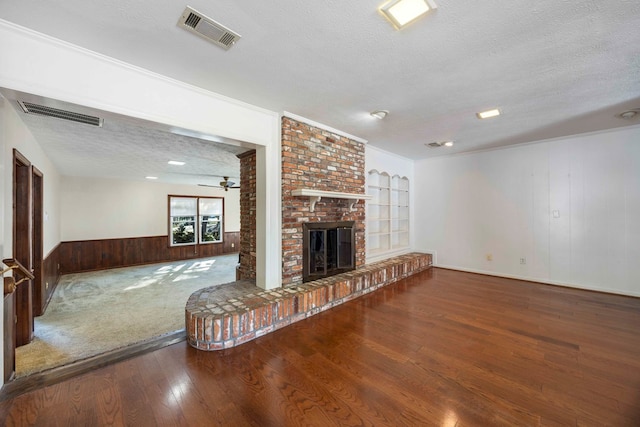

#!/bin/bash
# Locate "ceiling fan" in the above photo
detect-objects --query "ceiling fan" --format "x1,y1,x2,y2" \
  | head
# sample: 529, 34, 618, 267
198, 176, 240, 191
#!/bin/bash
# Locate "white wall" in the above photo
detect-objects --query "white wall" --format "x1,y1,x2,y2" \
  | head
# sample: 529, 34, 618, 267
365, 145, 415, 262
1, 95, 62, 386
414, 125, 640, 297
60, 176, 240, 241
1, 96, 61, 257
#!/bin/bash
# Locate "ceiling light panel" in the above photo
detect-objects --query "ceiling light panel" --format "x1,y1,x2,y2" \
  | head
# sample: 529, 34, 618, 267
476, 108, 501, 119
168, 160, 186, 166
380, 0, 438, 29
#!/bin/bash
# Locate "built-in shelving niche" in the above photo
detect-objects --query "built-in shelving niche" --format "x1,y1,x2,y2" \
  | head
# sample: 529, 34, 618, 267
366, 170, 409, 259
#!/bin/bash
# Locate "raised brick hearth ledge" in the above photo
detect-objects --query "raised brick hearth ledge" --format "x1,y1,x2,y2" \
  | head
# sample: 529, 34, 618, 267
186, 252, 432, 351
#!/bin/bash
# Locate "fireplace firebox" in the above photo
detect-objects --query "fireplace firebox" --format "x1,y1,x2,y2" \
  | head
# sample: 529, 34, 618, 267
303, 221, 355, 282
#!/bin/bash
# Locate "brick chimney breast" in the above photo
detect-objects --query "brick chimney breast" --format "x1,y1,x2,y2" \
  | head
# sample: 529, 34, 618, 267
281, 117, 366, 286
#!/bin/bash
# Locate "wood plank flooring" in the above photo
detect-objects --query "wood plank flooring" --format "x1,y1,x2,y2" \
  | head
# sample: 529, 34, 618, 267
1, 268, 639, 426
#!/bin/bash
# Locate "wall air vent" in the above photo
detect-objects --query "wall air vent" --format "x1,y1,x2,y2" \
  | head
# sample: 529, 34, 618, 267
17, 101, 103, 127
178, 6, 241, 50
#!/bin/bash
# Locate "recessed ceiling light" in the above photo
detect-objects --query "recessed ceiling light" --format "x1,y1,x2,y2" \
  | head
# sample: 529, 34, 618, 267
371, 110, 389, 120
476, 108, 501, 119
425, 141, 453, 148
145, 176, 158, 180
380, 0, 438, 29
618, 110, 639, 120
168, 160, 186, 166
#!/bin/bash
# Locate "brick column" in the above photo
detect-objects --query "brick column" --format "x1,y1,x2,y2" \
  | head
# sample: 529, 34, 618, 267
237, 150, 257, 280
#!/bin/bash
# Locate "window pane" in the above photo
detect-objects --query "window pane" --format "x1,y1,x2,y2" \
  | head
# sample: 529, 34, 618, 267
172, 216, 196, 244
199, 198, 222, 215
170, 197, 197, 216
200, 215, 221, 243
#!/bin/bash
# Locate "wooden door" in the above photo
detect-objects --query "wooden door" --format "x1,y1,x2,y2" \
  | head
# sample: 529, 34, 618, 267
13, 149, 33, 347
32, 167, 44, 316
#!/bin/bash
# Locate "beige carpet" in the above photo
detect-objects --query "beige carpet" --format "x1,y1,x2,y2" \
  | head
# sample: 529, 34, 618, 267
15, 254, 243, 378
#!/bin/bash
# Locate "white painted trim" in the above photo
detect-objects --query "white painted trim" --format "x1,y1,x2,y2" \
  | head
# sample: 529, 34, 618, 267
421, 122, 640, 162
0, 19, 278, 148
0, 19, 271, 114
255, 124, 283, 290
292, 188, 372, 212
434, 264, 640, 298
283, 111, 368, 144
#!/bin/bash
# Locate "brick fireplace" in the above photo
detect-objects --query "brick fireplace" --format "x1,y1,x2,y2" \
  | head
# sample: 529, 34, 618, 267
236, 116, 368, 287
281, 116, 366, 286
303, 220, 355, 282
188, 116, 434, 351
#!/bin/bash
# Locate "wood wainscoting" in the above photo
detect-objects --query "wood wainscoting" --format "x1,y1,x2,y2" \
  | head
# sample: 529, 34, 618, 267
58, 232, 240, 275
37, 244, 62, 316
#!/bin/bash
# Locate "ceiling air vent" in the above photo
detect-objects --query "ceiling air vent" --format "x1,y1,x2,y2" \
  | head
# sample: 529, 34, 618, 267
427, 142, 443, 148
17, 101, 103, 127
178, 6, 241, 50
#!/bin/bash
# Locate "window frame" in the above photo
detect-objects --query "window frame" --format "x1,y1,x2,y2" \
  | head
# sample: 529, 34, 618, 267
168, 195, 224, 247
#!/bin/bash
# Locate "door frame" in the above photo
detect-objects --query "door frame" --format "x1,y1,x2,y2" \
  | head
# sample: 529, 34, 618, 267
32, 167, 44, 316
12, 149, 34, 347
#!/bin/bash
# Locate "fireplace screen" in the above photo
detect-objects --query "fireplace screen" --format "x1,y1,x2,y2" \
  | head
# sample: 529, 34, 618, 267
303, 221, 355, 282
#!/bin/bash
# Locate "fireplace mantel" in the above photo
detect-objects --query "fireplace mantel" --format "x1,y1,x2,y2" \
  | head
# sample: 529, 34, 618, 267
291, 189, 372, 212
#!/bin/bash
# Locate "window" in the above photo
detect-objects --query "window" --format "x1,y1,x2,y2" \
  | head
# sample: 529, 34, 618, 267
169, 196, 223, 246
199, 197, 222, 243
366, 170, 409, 260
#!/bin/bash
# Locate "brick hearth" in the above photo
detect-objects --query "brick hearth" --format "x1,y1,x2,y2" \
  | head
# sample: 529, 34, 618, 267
191, 114, 429, 352
186, 253, 432, 351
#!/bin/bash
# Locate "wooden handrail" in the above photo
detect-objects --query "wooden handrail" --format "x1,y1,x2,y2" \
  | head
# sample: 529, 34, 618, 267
2, 258, 35, 280
4, 277, 17, 295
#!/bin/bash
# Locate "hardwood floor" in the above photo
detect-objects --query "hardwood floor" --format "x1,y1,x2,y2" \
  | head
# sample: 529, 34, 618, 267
1, 268, 639, 426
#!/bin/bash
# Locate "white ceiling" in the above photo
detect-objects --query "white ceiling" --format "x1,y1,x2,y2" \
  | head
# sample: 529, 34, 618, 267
1, 0, 640, 176
0, 90, 246, 187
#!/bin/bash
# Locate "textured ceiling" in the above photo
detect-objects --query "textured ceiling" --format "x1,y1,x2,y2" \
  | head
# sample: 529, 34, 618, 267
1, 0, 640, 165
1, 92, 245, 187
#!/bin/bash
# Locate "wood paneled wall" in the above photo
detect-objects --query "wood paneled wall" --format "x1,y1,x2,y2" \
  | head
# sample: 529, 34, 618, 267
58, 232, 240, 275
38, 244, 62, 316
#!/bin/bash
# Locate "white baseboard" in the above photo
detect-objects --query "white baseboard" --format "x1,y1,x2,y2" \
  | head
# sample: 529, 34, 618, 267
433, 264, 640, 298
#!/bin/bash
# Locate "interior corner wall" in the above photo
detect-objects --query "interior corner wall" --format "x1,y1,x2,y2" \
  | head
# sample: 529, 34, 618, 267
1, 95, 62, 386
60, 176, 240, 241
365, 145, 415, 262
413, 125, 640, 297
1, 97, 61, 258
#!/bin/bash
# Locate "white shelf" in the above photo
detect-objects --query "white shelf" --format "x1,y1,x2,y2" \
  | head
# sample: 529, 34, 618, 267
367, 171, 410, 259
292, 188, 372, 212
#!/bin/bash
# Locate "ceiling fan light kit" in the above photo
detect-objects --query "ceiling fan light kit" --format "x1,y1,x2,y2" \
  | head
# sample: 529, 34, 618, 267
198, 177, 240, 191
